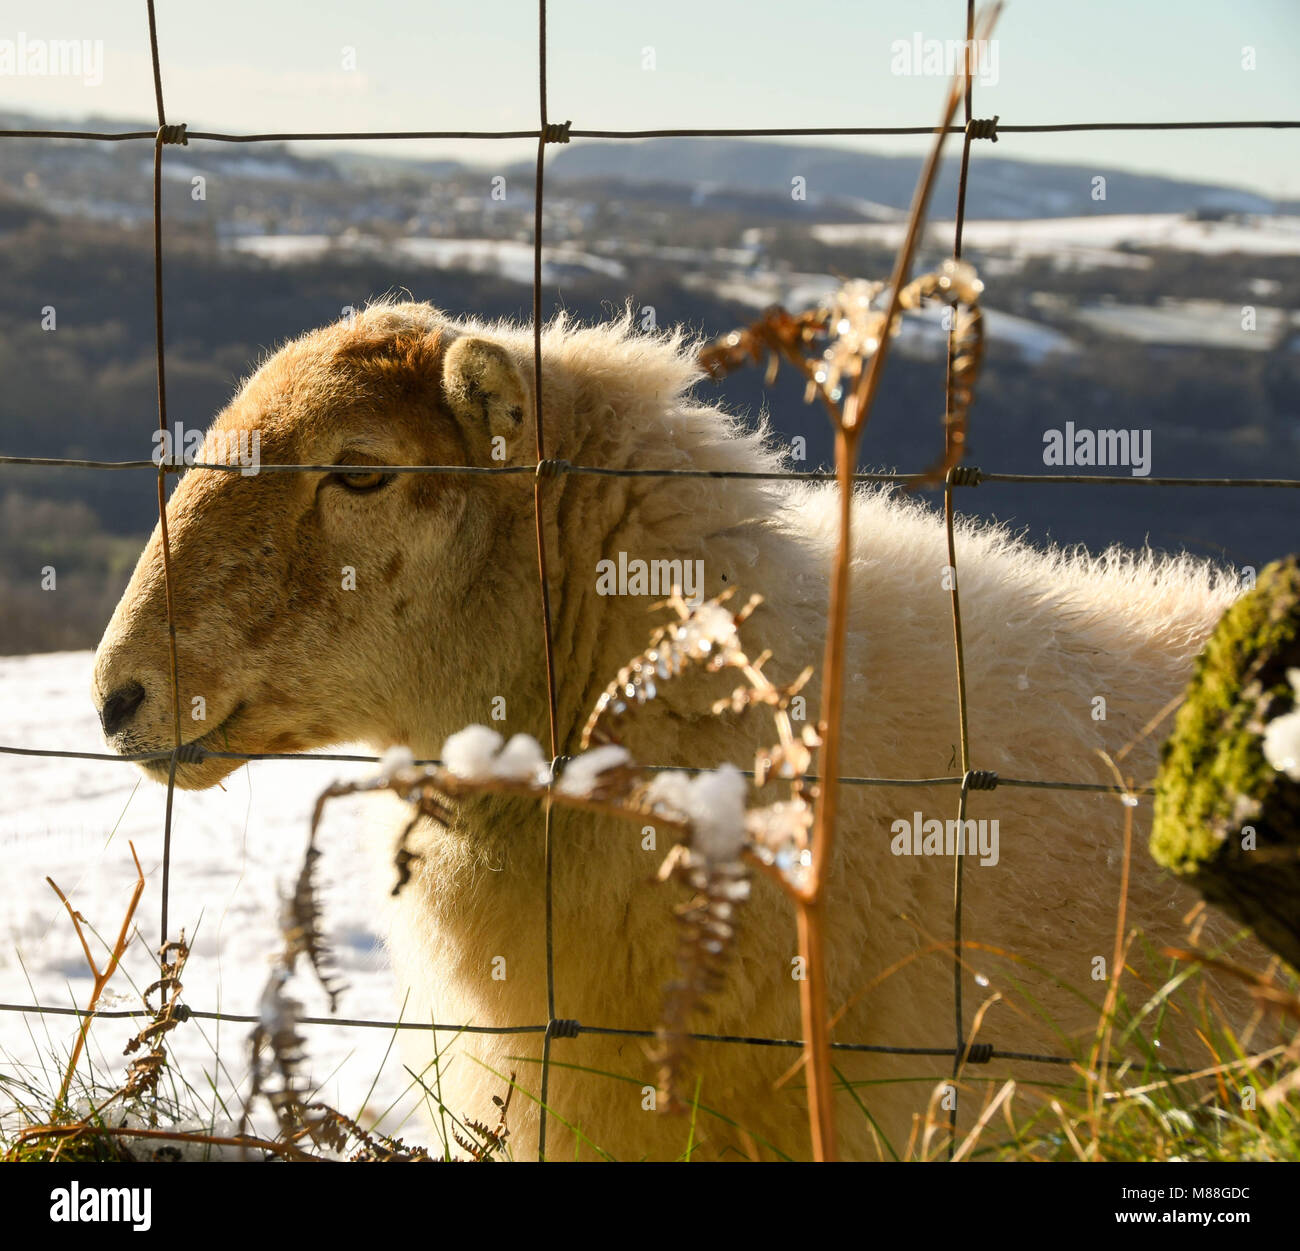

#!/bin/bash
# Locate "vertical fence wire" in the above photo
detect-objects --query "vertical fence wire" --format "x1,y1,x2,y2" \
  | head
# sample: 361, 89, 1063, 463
942, 0, 979, 1156
530, 0, 563, 1163
144, 0, 185, 949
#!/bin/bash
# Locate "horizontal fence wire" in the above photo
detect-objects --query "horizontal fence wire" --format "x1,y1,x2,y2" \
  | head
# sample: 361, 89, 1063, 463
0, 0, 1290, 1157
2, 455, 1299, 490
3, 121, 1298, 143
0, 741, 1150, 795
3, 998, 1200, 1080
0, 1000, 1197, 1073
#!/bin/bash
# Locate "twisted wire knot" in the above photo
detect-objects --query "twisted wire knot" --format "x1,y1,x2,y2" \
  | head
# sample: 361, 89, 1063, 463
174, 741, 206, 764
966, 116, 999, 142
157, 123, 188, 146
964, 1042, 995, 1064
946, 464, 984, 488
547, 1018, 581, 1039
535, 458, 570, 479
541, 121, 572, 144
964, 769, 999, 791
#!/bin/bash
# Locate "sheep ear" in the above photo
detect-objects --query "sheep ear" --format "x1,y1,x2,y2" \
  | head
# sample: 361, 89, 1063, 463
441, 336, 530, 447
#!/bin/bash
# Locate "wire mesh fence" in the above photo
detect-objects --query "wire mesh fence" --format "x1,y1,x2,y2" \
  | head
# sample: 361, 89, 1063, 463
0, 0, 1297, 1160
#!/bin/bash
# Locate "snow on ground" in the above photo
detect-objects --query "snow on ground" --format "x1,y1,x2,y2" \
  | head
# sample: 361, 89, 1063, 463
226, 233, 336, 263
813, 213, 1300, 264
156, 157, 314, 184
0, 650, 430, 1140
1072, 298, 1297, 350
229, 233, 627, 283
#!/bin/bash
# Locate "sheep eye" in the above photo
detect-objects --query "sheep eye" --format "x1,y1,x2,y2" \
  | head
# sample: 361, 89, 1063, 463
331, 468, 395, 493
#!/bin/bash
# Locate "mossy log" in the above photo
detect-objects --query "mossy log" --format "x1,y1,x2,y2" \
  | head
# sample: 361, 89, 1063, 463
1152, 556, 1300, 970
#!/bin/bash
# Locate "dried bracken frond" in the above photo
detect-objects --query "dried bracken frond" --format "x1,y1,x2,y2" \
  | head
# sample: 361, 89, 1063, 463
655, 850, 751, 1112
283, 840, 346, 1011
313, 724, 687, 887
698, 257, 986, 489
244, 828, 346, 1138
452, 1121, 504, 1162
698, 305, 841, 422
896, 260, 986, 487
289, 1079, 513, 1162
746, 795, 816, 891
581, 588, 761, 749
350, 1126, 433, 1162
121, 935, 190, 1101
247, 967, 309, 1139
711, 661, 809, 721
300, 1102, 351, 1155
295, 1102, 434, 1161
451, 1073, 515, 1161
583, 589, 820, 871
755, 723, 822, 793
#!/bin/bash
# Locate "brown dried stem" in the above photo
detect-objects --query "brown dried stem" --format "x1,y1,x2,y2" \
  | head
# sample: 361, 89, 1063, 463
8, 1121, 318, 1163
47, 841, 146, 1108
1085, 753, 1137, 1148
798, 4, 1000, 1161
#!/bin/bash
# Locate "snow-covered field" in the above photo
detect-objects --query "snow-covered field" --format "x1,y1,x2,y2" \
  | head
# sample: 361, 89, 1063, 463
0, 650, 425, 1138
814, 213, 1300, 265
228, 232, 628, 284
1073, 298, 1296, 350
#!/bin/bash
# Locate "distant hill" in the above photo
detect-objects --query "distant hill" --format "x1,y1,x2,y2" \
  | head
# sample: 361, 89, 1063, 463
542, 137, 1284, 221
2, 111, 1287, 221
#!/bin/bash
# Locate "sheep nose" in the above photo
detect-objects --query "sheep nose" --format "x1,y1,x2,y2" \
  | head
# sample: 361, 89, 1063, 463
99, 680, 146, 736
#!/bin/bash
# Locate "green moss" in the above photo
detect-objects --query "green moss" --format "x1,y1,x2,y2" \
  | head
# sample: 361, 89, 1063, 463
1152, 556, 1300, 882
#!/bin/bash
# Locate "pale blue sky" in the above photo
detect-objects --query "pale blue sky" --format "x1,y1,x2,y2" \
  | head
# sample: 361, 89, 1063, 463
1, 1, 1297, 197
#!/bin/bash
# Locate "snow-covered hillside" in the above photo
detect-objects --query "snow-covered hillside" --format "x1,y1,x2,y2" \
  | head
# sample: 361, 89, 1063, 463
814, 213, 1300, 265
0, 650, 430, 1140
229, 233, 628, 284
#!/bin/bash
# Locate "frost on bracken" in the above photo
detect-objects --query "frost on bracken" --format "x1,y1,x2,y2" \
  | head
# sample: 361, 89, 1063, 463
235, 813, 514, 1160
311, 587, 822, 1110
246, 826, 346, 1147
441, 725, 552, 786
697, 260, 985, 487
556, 744, 630, 797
